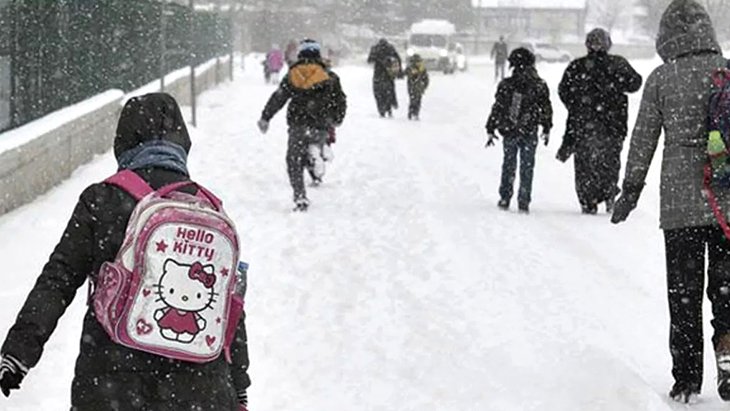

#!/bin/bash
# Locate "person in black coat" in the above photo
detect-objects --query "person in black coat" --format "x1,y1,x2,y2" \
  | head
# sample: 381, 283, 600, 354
557, 28, 643, 214
0, 93, 251, 411
257, 39, 348, 211
367, 38, 402, 118
486, 48, 553, 213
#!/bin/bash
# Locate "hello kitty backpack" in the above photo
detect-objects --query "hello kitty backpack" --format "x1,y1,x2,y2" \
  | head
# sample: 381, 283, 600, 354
92, 170, 244, 363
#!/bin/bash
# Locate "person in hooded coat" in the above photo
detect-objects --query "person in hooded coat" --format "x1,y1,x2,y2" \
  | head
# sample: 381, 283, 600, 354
257, 39, 348, 212
0, 93, 251, 410
406, 54, 429, 120
611, 0, 729, 403
557, 28, 643, 214
367, 38, 402, 118
485, 48, 553, 213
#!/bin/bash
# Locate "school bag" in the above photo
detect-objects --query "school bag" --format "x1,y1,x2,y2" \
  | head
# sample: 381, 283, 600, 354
386, 56, 401, 79
703, 60, 730, 239
92, 170, 244, 363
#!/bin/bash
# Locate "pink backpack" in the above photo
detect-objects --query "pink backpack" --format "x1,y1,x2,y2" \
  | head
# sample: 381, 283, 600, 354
93, 170, 244, 363
267, 50, 285, 72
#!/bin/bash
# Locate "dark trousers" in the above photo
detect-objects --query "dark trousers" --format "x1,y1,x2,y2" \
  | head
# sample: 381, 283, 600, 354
499, 134, 537, 206
286, 126, 327, 200
408, 92, 423, 118
664, 226, 730, 387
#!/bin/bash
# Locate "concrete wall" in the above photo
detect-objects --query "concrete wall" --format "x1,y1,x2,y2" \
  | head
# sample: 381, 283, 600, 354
0, 55, 232, 216
0, 91, 123, 214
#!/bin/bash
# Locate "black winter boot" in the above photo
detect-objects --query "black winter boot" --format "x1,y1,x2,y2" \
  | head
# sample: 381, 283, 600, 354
716, 335, 730, 401
518, 203, 530, 214
497, 199, 509, 210
669, 381, 700, 404
581, 203, 598, 215
293, 195, 309, 212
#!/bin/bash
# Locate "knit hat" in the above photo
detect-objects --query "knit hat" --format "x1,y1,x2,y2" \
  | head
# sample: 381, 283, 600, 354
508, 47, 536, 69
298, 39, 321, 60
585, 28, 612, 52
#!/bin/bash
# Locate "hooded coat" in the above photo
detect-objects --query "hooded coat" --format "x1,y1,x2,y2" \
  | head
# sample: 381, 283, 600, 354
1, 93, 251, 410
367, 39, 402, 115
620, 0, 727, 230
261, 59, 347, 129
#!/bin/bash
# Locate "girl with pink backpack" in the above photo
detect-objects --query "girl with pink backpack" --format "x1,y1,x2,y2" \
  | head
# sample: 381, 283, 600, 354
0, 93, 251, 411
264, 45, 285, 84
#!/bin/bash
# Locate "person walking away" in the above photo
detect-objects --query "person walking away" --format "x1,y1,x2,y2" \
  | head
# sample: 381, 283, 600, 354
257, 39, 348, 212
485, 47, 553, 214
557, 28, 643, 214
610, 0, 729, 404
491, 36, 509, 82
264, 45, 285, 84
406, 54, 430, 120
0, 93, 251, 410
368, 38, 402, 118
285, 40, 298, 68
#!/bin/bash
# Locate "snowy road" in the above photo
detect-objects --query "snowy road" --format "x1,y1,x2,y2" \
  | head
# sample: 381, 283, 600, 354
1, 56, 728, 410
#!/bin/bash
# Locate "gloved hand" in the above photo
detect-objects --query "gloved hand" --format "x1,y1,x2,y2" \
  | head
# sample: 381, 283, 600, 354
237, 390, 248, 411
0, 355, 28, 397
611, 184, 644, 224
556, 145, 572, 163
485, 132, 498, 148
327, 127, 336, 145
540, 132, 550, 146
257, 119, 269, 134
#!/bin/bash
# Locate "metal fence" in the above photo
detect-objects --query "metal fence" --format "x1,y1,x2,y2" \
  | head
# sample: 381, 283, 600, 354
0, 0, 231, 132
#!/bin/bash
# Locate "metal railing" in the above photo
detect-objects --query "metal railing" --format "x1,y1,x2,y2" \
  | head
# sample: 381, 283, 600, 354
0, 0, 231, 132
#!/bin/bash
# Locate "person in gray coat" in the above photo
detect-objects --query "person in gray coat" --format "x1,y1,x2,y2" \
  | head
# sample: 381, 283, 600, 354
611, 0, 729, 403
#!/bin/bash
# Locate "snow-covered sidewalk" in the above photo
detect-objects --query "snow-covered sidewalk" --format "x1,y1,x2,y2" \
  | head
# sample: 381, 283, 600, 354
0, 56, 726, 410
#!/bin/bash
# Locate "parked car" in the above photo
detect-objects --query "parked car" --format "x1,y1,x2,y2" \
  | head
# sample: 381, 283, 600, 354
521, 42, 572, 63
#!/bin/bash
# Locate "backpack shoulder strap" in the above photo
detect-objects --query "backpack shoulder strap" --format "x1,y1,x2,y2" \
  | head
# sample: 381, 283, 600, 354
104, 170, 154, 201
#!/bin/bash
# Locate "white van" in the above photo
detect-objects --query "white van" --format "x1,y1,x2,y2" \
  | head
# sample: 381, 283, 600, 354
406, 19, 458, 74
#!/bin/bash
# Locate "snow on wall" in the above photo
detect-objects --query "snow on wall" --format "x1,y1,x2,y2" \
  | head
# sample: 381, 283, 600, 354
0, 90, 123, 214
0, 56, 232, 216
0, 90, 124, 156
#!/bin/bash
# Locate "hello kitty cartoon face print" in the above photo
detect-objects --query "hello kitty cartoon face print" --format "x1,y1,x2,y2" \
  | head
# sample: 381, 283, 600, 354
153, 259, 219, 343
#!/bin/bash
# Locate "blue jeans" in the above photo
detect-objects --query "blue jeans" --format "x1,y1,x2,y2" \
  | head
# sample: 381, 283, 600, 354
499, 134, 538, 206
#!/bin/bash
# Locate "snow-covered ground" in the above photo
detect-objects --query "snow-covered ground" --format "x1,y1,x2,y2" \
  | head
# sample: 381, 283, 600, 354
1, 55, 728, 410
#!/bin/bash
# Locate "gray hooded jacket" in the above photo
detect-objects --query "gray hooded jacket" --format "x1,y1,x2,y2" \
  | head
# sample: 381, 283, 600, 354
622, 0, 726, 230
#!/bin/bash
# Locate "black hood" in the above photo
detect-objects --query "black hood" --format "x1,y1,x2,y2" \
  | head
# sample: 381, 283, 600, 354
114, 93, 191, 160
655, 0, 721, 62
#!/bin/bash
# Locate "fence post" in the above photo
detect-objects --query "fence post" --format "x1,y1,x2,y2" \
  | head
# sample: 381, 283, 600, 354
160, 2, 166, 91
189, 0, 196, 127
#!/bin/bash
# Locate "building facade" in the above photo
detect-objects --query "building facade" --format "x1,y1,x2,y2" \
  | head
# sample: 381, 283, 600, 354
475, 0, 587, 42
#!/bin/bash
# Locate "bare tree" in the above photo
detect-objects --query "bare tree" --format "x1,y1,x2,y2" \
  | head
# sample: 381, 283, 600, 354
588, 0, 632, 31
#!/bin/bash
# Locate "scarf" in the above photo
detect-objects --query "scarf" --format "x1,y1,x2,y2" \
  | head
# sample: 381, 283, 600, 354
117, 139, 189, 176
